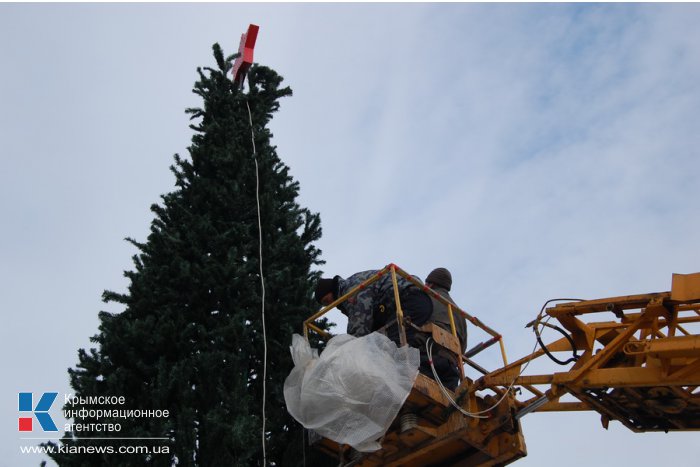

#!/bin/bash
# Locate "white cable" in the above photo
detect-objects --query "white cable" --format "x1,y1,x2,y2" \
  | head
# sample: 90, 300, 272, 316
455, 299, 583, 418
449, 307, 571, 417
470, 306, 577, 416
424, 301, 583, 422
246, 98, 268, 465
426, 339, 487, 418
426, 330, 542, 419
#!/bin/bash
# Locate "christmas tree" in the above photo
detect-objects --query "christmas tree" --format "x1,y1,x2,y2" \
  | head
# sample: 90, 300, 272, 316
46, 43, 332, 466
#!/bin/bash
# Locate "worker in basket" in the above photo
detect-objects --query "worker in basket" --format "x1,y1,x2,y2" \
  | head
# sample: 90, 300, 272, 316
314, 267, 467, 390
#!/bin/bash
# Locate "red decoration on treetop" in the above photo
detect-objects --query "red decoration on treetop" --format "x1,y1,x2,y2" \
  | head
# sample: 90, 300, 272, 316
232, 24, 259, 87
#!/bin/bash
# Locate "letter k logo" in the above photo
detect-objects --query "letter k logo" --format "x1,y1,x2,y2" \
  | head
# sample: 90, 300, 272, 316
18, 392, 58, 432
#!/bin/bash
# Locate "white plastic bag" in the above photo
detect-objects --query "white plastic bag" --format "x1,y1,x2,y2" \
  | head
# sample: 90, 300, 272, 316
284, 332, 419, 452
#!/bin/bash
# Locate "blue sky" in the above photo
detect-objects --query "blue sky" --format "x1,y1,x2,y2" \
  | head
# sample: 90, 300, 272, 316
2, 3, 699, 466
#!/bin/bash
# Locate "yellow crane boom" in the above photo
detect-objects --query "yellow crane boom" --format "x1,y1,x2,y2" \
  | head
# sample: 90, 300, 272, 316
302, 266, 700, 466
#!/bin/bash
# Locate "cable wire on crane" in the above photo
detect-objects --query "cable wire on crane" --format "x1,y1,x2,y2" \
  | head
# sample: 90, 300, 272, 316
426, 339, 488, 419
427, 336, 540, 419
526, 298, 584, 366
427, 298, 584, 419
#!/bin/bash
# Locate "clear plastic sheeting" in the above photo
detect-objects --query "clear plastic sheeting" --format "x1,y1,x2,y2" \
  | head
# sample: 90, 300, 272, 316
284, 332, 420, 452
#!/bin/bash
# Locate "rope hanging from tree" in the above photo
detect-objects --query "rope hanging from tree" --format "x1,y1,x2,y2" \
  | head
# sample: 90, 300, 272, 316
232, 23, 268, 465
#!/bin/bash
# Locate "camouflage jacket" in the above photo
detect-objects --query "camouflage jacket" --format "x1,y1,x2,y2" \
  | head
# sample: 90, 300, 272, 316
336, 270, 416, 337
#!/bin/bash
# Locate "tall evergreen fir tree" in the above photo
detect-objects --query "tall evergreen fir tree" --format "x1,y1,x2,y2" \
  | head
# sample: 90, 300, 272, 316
46, 44, 333, 466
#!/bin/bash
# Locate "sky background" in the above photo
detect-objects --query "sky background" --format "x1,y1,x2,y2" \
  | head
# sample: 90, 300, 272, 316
2, 3, 699, 466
